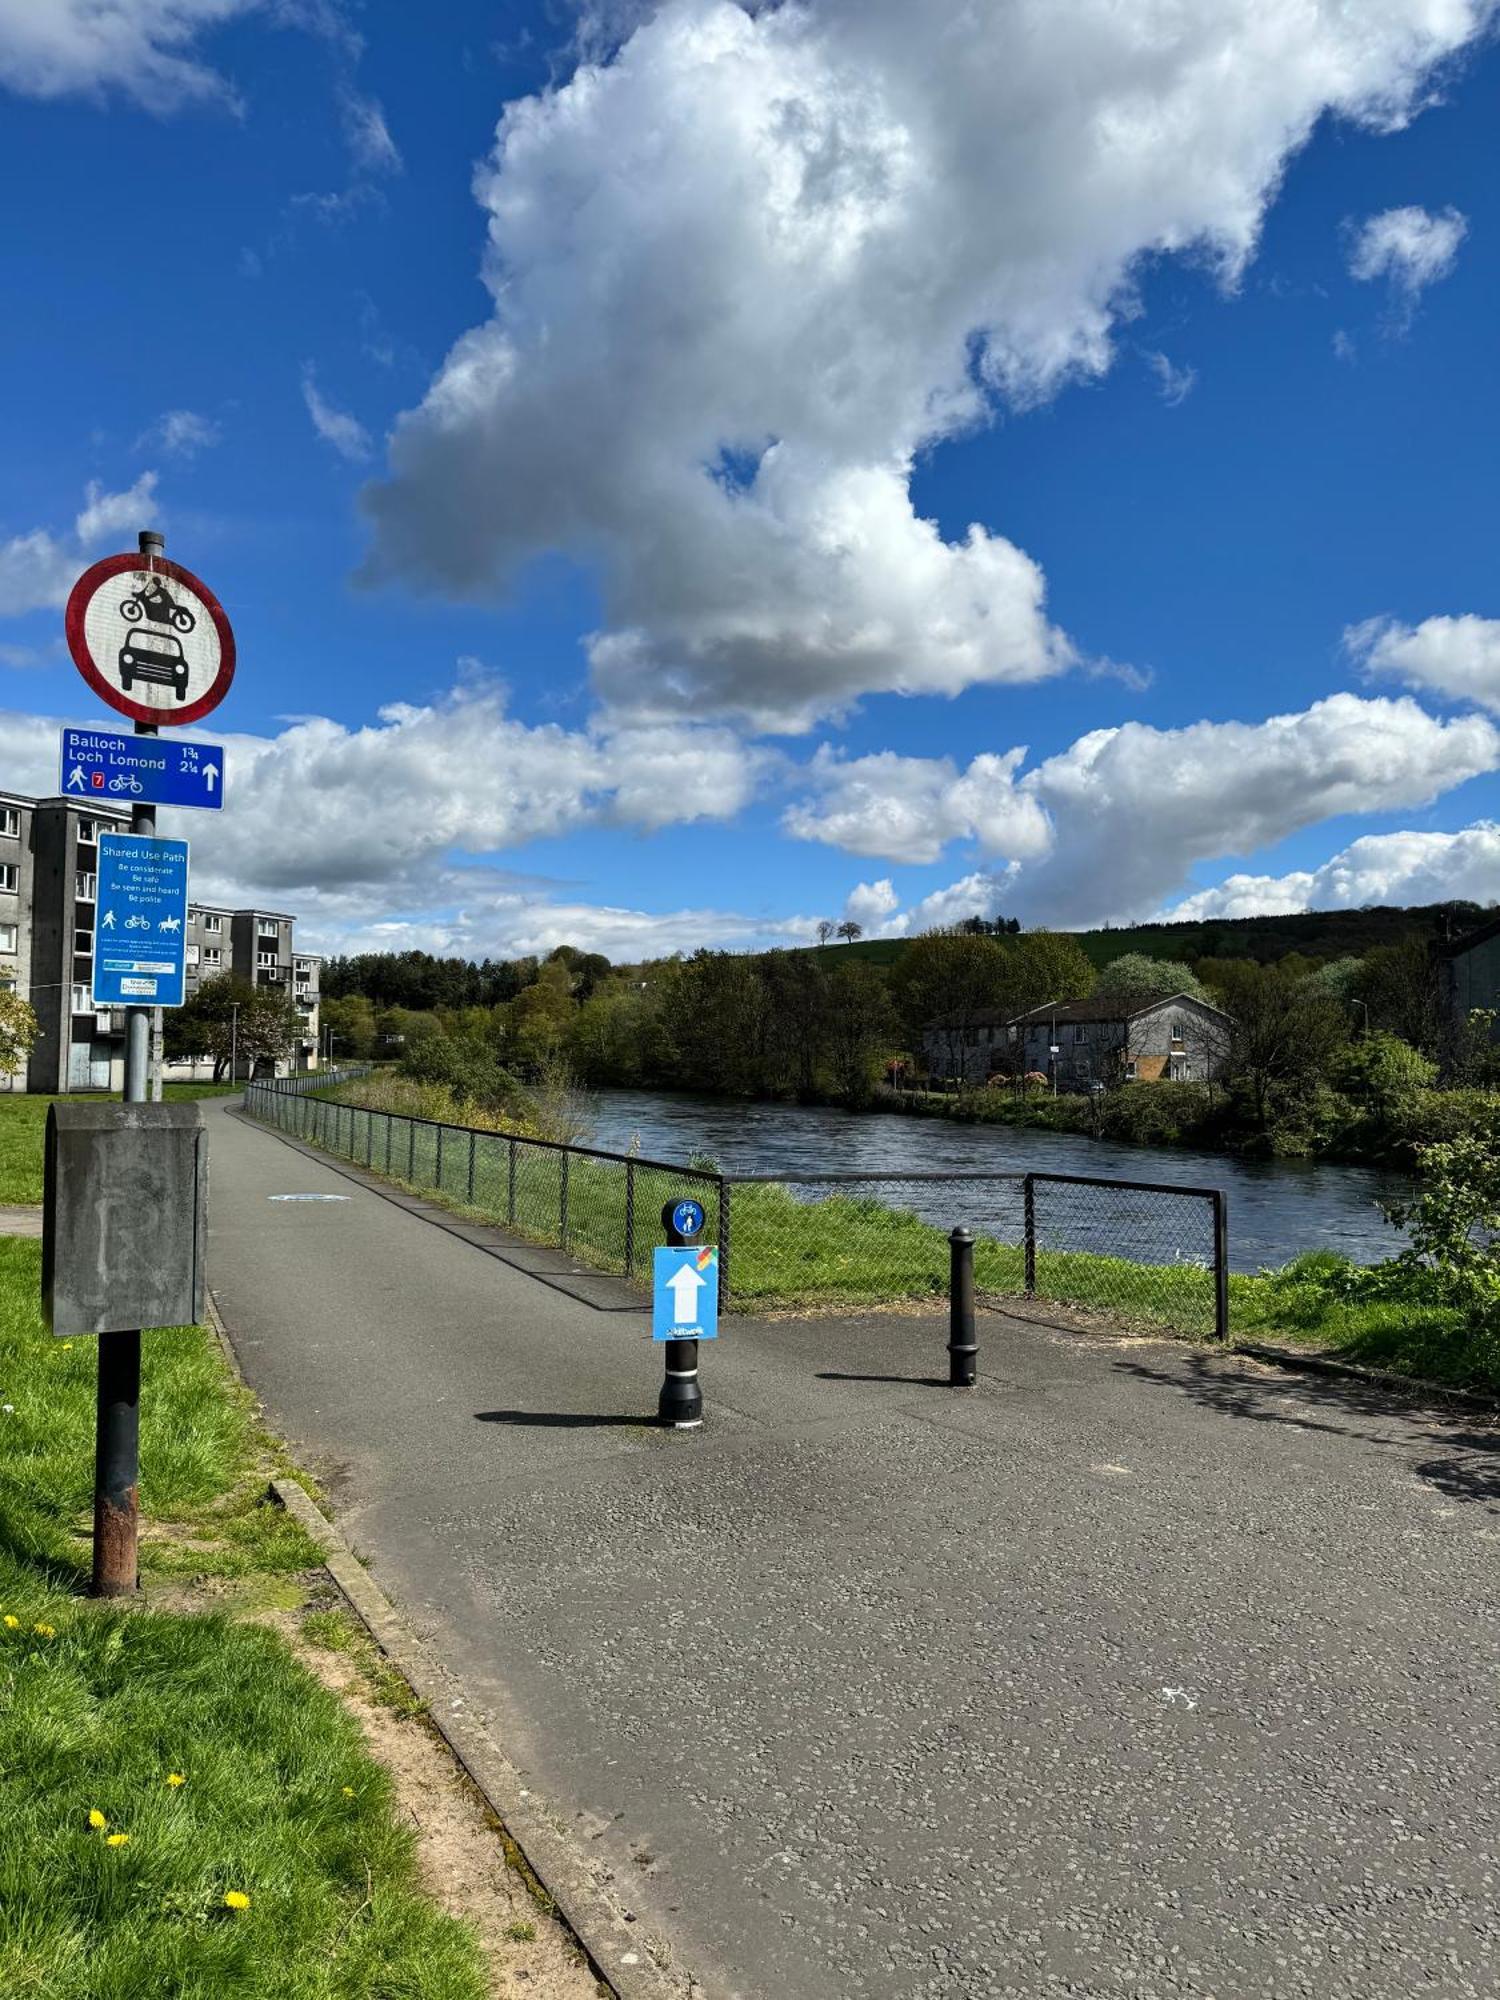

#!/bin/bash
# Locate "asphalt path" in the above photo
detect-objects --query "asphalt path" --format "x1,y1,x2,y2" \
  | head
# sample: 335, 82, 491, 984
207, 1096, 1500, 2000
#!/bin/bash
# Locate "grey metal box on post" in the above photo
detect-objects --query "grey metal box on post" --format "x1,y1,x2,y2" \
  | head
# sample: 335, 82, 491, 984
42, 1103, 208, 1336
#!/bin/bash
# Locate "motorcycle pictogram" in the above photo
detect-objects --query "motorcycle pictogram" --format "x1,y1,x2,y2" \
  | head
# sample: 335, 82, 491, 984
119, 579, 195, 633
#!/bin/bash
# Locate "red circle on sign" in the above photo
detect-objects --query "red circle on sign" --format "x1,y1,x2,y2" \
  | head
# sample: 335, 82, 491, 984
65, 551, 236, 727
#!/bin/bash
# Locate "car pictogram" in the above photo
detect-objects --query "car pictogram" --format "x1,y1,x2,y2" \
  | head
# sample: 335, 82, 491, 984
118, 626, 190, 701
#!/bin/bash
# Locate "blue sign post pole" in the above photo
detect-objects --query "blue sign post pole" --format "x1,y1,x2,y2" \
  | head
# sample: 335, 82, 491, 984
655, 1199, 714, 1429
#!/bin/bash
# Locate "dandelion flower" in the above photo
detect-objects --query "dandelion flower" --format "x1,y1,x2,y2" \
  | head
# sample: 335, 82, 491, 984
341, 1786, 355, 1797
61, 1342, 73, 1351
3, 1615, 18, 1630
224, 1890, 251, 1912
166, 1772, 186, 1788
33, 1623, 55, 1639
89, 1809, 108, 1830
105, 1833, 130, 1848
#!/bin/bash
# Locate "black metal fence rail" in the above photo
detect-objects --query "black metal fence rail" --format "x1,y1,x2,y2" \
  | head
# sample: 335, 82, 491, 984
243, 1077, 1228, 1337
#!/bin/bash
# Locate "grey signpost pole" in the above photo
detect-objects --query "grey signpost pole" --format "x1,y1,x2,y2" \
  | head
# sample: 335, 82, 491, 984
90, 527, 163, 1597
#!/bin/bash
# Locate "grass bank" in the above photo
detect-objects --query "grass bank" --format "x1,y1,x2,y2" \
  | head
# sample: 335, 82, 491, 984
292, 1085, 1492, 1395
0, 1235, 498, 1997
0, 1086, 236, 1205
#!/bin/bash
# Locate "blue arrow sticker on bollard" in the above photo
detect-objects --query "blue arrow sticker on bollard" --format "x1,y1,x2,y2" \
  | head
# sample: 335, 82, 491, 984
653, 1247, 719, 1341
671, 1198, 705, 1238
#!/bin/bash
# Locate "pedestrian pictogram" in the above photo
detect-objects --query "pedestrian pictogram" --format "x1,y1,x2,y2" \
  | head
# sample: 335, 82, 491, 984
66, 551, 235, 727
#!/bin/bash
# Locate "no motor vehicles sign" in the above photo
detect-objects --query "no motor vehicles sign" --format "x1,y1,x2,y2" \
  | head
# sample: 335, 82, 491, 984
66, 551, 235, 727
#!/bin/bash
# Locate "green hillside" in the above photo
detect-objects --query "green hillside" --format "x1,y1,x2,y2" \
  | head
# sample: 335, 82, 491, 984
802, 900, 1488, 973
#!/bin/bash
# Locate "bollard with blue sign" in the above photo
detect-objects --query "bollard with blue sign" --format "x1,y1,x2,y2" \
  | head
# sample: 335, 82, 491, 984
656, 1198, 712, 1429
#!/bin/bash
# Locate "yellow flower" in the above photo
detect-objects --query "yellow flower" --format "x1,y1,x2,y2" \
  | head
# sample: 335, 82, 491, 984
105, 1833, 130, 1848
166, 1772, 186, 1788
89, 1809, 108, 1830
2, 1615, 18, 1631
341, 1786, 355, 1797
224, 1890, 251, 1912
33, 1623, 55, 1639
61, 1342, 73, 1351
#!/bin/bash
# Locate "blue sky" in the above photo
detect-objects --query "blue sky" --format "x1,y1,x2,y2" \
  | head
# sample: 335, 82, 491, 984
2, 1, 1499, 960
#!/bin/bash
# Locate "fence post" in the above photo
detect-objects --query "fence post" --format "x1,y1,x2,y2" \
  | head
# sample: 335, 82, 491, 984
408, 1118, 416, 1184
436, 1124, 444, 1192
1212, 1192, 1230, 1342
560, 1151, 570, 1250
718, 1177, 732, 1312
659, 1200, 705, 1430
385, 1114, 393, 1174
467, 1130, 477, 1205
1023, 1173, 1036, 1296
365, 1112, 373, 1168
508, 1138, 517, 1225
949, 1227, 977, 1387
624, 1159, 636, 1279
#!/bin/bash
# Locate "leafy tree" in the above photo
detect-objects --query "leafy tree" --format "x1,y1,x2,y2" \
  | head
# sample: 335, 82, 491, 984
320, 994, 377, 1060
1386, 1131, 1500, 1356
824, 961, 895, 1105
506, 960, 577, 1072
0, 989, 38, 1077
1211, 961, 1346, 1133
1355, 937, 1446, 1057
165, 975, 299, 1080
1003, 931, 1097, 1014
890, 933, 1010, 1078
1093, 953, 1206, 1010
1332, 1032, 1437, 1120
835, 920, 864, 942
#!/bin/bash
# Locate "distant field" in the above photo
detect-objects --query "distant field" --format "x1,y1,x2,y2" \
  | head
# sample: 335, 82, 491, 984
796, 899, 1471, 972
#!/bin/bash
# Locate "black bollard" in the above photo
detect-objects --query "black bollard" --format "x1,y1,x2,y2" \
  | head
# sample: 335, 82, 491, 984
659, 1199, 705, 1429
948, 1226, 977, 1387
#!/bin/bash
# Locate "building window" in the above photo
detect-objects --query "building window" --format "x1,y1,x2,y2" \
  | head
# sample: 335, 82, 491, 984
0, 808, 18, 838
204, 947, 222, 967
187, 944, 200, 966
0, 923, 16, 954
258, 920, 280, 940
76, 817, 97, 843
75, 872, 96, 901
72, 983, 93, 1015
257, 950, 278, 968
1125, 1061, 1138, 1081
75, 929, 93, 955
204, 914, 223, 934
0, 864, 16, 893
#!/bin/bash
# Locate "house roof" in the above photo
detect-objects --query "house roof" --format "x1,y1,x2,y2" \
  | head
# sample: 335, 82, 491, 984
1441, 911, 1500, 959
1008, 991, 1233, 1028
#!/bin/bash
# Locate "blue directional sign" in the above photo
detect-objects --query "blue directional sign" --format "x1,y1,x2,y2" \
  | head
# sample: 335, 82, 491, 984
652, 1246, 720, 1341
93, 834, 190, 1009
61, 726, 224, 811
671, 1198, 706, 1239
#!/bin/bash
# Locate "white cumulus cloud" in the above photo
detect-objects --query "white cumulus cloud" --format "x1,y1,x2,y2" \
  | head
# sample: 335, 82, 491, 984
1347, 202, 1469, 296
1347, 613, 1500, 714
1168, 821, 1500, 919
787, 693, 1500, 926
0, 472, 160, 616
361, 0, 1491, 731
0, 0, 254, 108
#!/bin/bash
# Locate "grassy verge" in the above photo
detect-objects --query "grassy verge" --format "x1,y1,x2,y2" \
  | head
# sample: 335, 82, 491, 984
0, 1237, 491, 1997
273, 1088, 1493, 1394
0, 1087, 236, 1206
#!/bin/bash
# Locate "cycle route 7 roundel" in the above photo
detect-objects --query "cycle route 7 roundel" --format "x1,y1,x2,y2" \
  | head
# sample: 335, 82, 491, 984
65, 551, 236, 727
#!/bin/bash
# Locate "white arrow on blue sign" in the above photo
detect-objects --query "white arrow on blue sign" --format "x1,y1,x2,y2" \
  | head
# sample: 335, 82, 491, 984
61, 726, 224, 811
652, 1246, 720, 1341
93, 834, 191, 1009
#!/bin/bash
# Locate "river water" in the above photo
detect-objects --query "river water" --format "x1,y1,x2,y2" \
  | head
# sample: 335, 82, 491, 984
587, 1087, 1410, 1274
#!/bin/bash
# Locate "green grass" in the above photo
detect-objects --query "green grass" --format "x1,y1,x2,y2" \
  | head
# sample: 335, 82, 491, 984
0, 1088, 236, 1206
0, 1237, 490, 1998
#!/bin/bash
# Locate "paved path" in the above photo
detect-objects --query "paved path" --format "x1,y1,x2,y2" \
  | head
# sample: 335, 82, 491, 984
206, 1097, 1500, 2000
0, 1205, 41, 1237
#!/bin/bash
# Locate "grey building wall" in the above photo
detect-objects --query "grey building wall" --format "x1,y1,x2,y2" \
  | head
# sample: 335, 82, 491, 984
1442, 928, 1500, 1041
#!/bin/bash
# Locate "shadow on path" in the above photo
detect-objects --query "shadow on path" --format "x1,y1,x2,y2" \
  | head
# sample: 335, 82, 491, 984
475, 1408, 653, 1430
816, 1371, 950, 1388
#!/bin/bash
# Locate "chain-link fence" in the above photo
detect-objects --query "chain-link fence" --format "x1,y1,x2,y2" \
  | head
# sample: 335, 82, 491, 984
244, 1075, 721, 1297
244, 1079, 1227, 1337
719, 1169, 1227, 1337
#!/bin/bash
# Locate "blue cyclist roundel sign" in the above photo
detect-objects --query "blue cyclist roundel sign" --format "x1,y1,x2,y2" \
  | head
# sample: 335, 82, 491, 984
66, 551, 236, 728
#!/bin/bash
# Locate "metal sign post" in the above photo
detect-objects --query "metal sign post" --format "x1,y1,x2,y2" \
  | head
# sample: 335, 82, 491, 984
61, 527, 235, 1597
654, 1197, 717, 1430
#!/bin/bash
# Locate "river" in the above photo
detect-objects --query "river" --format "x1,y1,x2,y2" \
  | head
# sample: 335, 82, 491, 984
587, 1088, 1410, 1274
